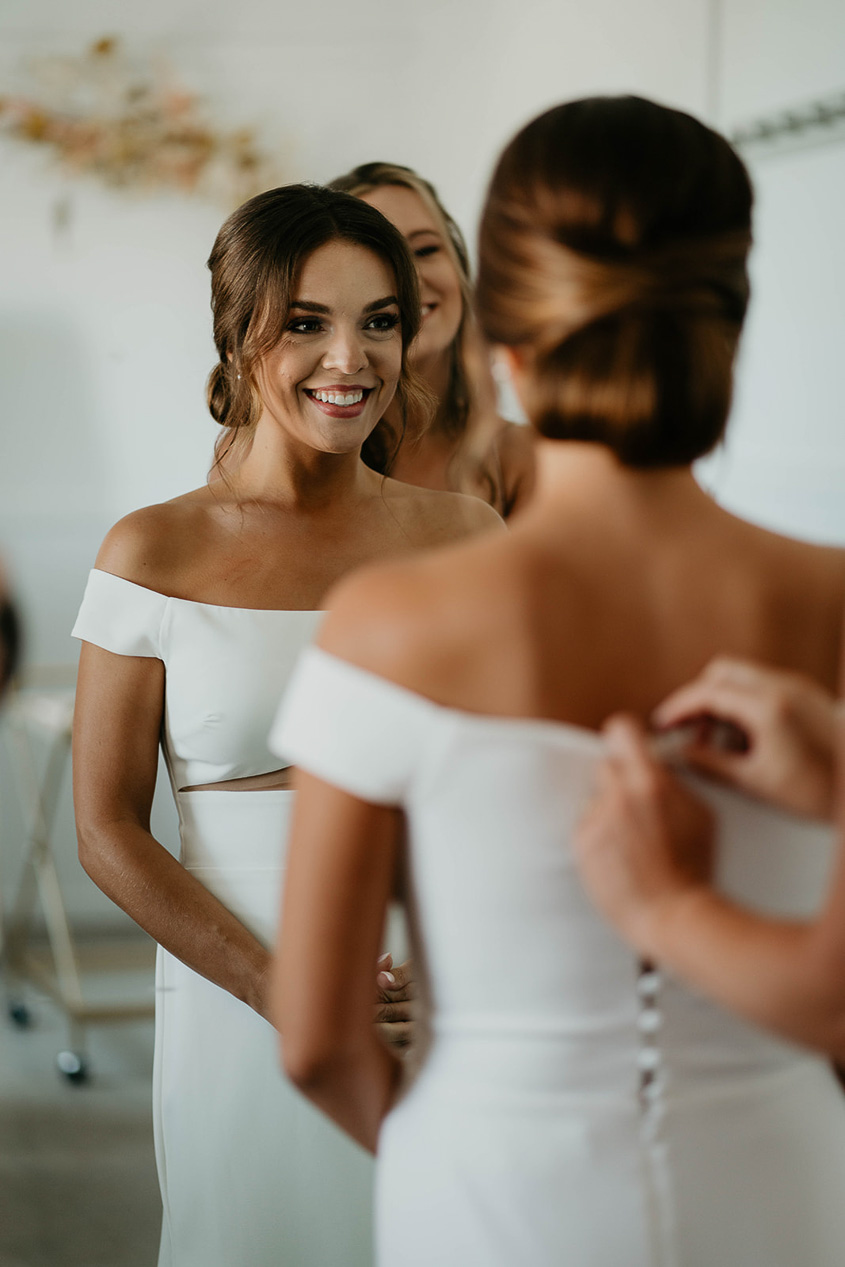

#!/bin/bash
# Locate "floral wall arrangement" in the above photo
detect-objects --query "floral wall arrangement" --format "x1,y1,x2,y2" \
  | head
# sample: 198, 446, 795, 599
0, 37, 285, 208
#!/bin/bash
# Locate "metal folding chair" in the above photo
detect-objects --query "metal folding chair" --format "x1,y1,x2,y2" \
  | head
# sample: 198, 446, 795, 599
1, 665, 155, 1081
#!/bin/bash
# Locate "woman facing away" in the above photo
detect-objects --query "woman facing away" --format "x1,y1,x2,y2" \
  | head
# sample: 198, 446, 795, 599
330, 162, 535, 517
71, 185, 501, 1267
271, 99, 845, 1266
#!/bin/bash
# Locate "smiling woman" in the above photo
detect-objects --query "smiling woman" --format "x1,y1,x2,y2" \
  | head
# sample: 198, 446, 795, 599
206, 184, 431, 483
70, 184, 502, 1267
254, 241, 403, 455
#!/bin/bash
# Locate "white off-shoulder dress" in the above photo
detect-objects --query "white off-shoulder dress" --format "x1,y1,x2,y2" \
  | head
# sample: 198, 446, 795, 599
271, 646, 845, 1267
73, 570, 374, 1267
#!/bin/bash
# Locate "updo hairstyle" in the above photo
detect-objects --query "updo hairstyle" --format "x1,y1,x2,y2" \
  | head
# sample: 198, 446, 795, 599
329, 162, 499, 485
206, 183, 431, 471
476, 96, 754, 467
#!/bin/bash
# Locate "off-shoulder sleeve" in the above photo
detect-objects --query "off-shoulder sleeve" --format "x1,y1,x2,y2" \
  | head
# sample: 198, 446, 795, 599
71, 569, 167, 658
269, 646, 434, 805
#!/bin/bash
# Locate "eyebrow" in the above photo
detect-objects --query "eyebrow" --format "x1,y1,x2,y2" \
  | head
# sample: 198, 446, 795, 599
407, 229, 442, 241
364, 295, 399, 313
289, 295, 399, 314
288, 300, 329, 314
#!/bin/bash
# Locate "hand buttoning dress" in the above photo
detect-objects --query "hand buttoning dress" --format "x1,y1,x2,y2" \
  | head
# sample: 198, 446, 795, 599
73, 570, 374, 1267
272, 645, 845, 1267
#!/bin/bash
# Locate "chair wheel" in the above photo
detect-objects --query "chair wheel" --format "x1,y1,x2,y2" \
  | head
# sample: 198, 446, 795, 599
7, 1000, 30, 1027
56, 1049, 89, 1083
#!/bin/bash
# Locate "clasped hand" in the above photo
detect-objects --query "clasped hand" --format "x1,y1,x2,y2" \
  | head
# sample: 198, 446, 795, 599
374, 953, 416, 1050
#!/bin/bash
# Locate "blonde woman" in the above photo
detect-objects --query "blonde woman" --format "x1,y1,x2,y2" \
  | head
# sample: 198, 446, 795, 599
331, 162, 535, 517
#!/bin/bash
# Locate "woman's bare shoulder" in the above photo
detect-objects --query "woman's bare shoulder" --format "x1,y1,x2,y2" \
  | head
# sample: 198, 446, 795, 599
381, 477, 505, 545
94, 488, 215, 590
733, 514, 845, 584
318, 530, 520, 690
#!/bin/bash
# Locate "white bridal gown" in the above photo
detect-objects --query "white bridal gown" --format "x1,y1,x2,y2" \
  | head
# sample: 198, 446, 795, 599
272, 645, 845, 1267
73, 570, 374, 1267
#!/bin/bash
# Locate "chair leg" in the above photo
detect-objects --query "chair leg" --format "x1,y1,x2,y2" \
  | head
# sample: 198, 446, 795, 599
5, 726, 85, 1017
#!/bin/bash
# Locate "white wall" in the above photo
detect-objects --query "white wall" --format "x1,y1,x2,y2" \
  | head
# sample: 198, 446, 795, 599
700, 0, 845, 542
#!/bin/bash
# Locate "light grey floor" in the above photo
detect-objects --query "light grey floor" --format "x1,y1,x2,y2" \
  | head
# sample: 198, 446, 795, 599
0, 948, 161, 1267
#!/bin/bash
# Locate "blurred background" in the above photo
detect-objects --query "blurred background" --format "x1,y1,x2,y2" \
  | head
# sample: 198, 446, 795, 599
0, 0, 842, 1260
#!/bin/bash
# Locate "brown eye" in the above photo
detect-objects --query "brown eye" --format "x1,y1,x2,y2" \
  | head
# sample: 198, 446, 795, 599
288, 318, 323, 334
366, 313, 400, 332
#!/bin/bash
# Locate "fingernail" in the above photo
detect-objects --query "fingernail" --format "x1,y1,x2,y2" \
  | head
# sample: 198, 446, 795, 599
377, 953, 391, 966
378, 972, 396, 986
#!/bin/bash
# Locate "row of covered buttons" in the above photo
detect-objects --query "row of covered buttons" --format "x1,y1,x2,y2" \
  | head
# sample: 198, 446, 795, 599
636, 964, 665, 1107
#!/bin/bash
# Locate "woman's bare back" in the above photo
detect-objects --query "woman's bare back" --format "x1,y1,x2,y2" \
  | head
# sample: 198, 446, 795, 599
323, 454, 845, 733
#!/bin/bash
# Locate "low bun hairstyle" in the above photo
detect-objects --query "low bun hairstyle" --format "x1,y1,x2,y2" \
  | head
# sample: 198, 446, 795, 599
476, 96, 754, 467
206, 184, 432, 472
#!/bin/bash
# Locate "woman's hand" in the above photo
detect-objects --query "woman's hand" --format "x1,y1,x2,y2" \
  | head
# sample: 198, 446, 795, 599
653, 657, 838, 820
574, 715, 716, 956
374, 953, 416, 1050
575, 705, 845, 1059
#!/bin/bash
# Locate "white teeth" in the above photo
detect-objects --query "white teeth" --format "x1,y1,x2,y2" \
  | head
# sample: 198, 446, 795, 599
311, 390, 365, 405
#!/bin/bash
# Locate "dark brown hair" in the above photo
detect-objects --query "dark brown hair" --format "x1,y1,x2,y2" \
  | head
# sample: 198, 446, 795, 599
206, 183, 432, 472
476, 96, 754, 467
0, 597, 20, 694
329, 162, 501, 494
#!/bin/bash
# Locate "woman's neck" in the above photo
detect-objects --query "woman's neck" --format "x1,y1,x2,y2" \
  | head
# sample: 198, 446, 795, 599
522, 440, 714, 536
411, 347, 452, 432
378, 347, 457, 490
388, 426, 457, 492
218, 422, 373, 512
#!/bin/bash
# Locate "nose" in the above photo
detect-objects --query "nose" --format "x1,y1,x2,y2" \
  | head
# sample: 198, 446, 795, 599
322, 324, 368, 375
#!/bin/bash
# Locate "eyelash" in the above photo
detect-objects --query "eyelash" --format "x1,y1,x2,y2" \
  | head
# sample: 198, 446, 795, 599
367, 313, 400, 332
414, 245, 440, 259
287, 318, 323, 334
286, 313, 400, 335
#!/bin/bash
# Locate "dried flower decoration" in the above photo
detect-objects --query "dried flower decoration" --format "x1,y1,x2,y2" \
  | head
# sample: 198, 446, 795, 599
0, 38, 285, 208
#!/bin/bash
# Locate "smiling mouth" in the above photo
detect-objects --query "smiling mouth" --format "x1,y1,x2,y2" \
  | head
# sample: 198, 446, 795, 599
304, 386, 373, 418
309, 388, 367, 405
